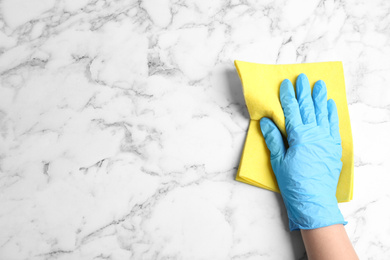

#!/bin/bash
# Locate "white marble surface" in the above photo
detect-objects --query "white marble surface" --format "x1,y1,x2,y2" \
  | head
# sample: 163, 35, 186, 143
0, 0, 389, 259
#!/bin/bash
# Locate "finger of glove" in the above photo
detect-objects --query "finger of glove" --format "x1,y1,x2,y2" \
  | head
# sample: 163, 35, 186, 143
296, 73, 316, 125
280, 79, 302, 132
327, 99, 341, 144
260, 117, 286, 160
313, 80, 329, 129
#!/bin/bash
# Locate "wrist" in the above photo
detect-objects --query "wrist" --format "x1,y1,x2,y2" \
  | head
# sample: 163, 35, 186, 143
283, 194, 347, 231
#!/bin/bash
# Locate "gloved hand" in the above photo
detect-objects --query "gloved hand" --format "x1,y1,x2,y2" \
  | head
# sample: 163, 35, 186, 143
260, 73, 347, 231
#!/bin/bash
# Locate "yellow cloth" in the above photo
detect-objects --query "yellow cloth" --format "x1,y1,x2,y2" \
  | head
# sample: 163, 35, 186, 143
235, 60, 354, 202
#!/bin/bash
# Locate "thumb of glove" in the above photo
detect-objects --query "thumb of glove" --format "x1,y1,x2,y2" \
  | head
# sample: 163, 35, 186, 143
260, 117, 286, 161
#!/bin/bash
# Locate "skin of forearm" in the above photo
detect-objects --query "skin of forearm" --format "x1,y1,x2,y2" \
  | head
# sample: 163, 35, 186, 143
301, 224, 359, 260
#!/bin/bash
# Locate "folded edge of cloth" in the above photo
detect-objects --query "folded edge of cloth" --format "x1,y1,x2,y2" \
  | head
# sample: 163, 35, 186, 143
234, 60, 354, 203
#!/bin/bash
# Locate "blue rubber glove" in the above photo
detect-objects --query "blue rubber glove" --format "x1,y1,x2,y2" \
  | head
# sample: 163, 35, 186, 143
260, 73, 347, 231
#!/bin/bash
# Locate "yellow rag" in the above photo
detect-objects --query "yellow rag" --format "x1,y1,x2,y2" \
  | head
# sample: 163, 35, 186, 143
235, 60, 354, 202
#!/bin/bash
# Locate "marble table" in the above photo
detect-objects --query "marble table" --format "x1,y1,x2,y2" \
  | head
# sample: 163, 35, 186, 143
0, 0, 389, 259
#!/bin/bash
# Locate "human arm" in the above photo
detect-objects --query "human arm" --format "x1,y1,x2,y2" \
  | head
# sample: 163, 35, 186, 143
301, 224, 358, 260
259, 74, 358, 259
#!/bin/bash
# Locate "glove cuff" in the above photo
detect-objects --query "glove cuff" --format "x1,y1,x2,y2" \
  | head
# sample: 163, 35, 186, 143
285, 198, 347, 231
288, 214, 347, 231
